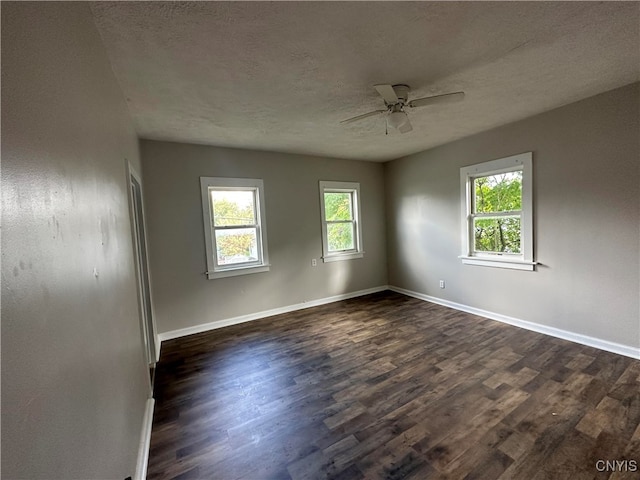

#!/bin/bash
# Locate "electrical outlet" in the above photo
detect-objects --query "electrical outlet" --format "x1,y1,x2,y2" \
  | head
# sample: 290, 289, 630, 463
311, 258, 317, 267
439, 280, 445, 289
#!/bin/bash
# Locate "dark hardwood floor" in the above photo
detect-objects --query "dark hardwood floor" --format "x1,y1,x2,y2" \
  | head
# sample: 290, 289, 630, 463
147, 291, 640, 480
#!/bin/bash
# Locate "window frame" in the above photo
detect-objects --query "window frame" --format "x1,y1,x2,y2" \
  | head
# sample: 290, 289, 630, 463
319, 181, 364, 262
200, 177, 270, 279
459, 152, 535, 271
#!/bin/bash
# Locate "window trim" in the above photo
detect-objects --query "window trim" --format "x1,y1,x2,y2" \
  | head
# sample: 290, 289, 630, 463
200, 177, 270, 279
459, 152, 535, 271
319, 181, 364, 262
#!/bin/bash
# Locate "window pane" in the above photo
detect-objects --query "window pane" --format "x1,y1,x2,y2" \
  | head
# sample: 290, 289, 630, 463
327, 223, 355, 252
211, 190, 256, 226
215, 228, 258, 265
324, 192, 353, 221
474, 217, 521, 253
474, 171, 522, 213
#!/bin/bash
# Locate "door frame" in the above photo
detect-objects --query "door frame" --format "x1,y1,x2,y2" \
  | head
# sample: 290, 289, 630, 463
126, 160, 159, 380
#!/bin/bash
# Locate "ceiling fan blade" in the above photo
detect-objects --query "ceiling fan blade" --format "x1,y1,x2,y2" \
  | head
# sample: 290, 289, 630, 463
340, 109, 386, 124
398, 119, 413, 134
408, 91, 465, 109
374, 84, 400, 104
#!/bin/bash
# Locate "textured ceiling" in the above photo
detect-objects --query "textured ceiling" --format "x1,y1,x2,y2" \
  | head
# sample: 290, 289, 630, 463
91, 1, 640, 162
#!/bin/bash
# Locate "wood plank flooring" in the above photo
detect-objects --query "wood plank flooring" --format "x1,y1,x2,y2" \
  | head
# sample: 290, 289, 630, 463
147, 291, 640, 480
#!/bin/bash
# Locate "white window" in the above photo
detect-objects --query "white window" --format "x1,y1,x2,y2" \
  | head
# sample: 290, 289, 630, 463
460, 152, 534, 271
319, 181, 363, 262
200, 177, 269, 279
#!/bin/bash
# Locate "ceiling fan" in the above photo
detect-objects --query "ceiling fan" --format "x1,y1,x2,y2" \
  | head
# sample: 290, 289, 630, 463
340, 84, 465, 134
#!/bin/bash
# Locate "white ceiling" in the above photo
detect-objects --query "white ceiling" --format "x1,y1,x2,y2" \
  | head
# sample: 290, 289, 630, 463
91, 1, 640, 162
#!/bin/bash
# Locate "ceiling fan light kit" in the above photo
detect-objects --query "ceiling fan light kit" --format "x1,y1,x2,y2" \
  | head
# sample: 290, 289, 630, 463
341, 84, 465, 135
387, 110, 409, 129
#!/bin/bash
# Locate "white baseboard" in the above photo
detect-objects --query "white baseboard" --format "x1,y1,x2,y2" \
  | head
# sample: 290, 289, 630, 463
134, 397, 155, 480
157, 284, 639, 359
158, 285, 389, 342
389, 285, 640, 360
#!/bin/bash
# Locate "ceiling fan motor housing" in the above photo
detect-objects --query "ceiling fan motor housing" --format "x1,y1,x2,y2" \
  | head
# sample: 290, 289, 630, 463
390, 84, 410, 105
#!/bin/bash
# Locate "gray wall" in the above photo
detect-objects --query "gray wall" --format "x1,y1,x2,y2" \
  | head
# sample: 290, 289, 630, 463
2, 3, 150, 478
385, 83, 640, 349
140, 140, 387, 334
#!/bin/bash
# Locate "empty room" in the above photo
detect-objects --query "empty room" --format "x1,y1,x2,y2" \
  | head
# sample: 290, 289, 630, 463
2, 2, 639, 479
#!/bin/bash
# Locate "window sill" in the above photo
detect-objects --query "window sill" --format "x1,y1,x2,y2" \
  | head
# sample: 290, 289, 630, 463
322, 252, 364, 263
459, 256, 536, 271
206, 264, 270, 280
